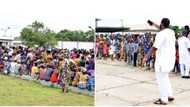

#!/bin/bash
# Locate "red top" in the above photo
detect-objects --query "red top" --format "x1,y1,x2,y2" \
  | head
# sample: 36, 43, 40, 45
50, 71, 58, 83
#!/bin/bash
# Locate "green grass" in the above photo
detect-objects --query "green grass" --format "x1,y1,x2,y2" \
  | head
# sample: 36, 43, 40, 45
0, 74, 94, 106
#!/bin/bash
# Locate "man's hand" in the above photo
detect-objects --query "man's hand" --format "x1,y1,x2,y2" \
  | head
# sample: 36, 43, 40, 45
147, 20, 160, 29
147, 20, 153, 26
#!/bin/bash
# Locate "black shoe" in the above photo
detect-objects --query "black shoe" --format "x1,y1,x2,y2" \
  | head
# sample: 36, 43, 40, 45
185, 76, 190, 78
182, 76, 185, 78
168, 97, 175, 102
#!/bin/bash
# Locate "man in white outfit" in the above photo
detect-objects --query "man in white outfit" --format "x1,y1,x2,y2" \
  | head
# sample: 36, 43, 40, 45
143, 18, 176, 105
178, 25, 190, 78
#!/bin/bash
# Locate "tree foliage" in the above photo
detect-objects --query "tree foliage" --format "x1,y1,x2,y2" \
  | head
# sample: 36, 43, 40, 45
20, 21, 57, 47
55, 29, 94, 42
20, 21, 94, 47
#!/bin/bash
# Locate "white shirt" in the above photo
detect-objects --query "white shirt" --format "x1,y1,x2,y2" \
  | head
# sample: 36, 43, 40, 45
110, 40, 116, 52
27, 52, 33, 60
153, 28, 176, 72
10, 62, 16, 73
14, 54, 21, 62
178, 36, 190, 64
8, 49, 13, 56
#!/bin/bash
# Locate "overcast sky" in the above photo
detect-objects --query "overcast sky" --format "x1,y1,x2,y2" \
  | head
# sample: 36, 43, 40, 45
0, 0, 189, 37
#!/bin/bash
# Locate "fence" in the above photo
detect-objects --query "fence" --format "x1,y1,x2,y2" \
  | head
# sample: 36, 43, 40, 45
56, 41, 94, 50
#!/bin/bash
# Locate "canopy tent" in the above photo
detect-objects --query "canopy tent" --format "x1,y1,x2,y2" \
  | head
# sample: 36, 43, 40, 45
127, 24, 159, 33
95, 27, 130, 33
95, 24, 159, 33
128, 29, 158, 32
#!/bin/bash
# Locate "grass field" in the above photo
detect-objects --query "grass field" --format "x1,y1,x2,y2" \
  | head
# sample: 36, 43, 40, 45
0, 74, 94, 106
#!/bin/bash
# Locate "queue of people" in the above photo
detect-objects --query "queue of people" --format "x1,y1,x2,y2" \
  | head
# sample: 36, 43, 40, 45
0, 46, 95, 93
96, 25, 190, 79
96, 33, 155, 69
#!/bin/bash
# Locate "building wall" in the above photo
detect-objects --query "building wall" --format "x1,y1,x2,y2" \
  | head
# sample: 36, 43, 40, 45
56, 41, 94, 50
8, 40, 94, 50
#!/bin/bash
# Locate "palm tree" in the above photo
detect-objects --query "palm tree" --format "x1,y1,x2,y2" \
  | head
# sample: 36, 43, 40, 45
31, 20, 44, 32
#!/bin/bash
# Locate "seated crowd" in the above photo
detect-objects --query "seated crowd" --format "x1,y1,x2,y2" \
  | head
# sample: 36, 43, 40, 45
0, 46, 95, 93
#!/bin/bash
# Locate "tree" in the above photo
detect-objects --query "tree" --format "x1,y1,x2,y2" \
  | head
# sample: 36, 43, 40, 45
55, 29, 94, 42
171, 26, 180, 33
20, 21, 57, 47
171, 25, 181, 38
20, 21, 94, 47
31, 20, 44, 32
85, 30, 95, 42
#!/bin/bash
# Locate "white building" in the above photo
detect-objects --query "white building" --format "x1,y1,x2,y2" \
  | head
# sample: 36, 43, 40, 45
0, 36, 14, 46
56, 41, 94, 50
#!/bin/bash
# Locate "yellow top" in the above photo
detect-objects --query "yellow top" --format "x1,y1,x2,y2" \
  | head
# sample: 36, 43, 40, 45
32, 66, 39, 73
79, 74, 88, 83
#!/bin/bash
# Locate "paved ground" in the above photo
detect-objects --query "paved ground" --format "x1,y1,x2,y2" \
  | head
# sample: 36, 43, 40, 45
96, 59, 190, 106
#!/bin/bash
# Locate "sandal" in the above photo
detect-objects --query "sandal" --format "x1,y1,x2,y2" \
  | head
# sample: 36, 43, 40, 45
168, 97, 175, 102
154, 99, 167, 105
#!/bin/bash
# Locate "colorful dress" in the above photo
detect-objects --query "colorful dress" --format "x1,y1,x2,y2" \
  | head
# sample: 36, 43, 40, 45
58, 60, 71, 92
103, 42, 109, 56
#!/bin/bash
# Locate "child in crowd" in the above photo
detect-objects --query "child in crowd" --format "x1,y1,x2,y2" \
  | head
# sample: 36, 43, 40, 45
20, 62, 27, 75
31, 63, 39, 79
39, 65, 46, 80
50, 68, 58, 83
78, 68, 88, 89
10, 60, 17, 75
72, 67, 81, 87
14, 61, 21, 75
3, 57, 10, 74
80, 56, 86, 68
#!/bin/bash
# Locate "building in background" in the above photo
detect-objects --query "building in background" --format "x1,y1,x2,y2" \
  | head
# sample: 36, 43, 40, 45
0, 36, 14, 46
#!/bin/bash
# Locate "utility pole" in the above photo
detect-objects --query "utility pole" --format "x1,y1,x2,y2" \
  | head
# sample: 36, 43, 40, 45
120, 19, 125, 38
88, 26, 95, 50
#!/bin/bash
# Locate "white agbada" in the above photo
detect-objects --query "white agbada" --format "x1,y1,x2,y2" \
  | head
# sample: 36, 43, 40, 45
153, 28, 176, 72
178, 36, 190, 65
178, 36, 190, 76
153, 28, 176, 103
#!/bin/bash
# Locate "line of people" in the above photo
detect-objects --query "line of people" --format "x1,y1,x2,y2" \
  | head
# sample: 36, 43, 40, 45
0, 46, 95, 93
96, 25, 190, 78
96, 33, 155, 69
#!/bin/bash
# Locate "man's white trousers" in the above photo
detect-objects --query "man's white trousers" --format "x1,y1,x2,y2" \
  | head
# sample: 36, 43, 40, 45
180, 63, 190, 76
155, 66, 173, 102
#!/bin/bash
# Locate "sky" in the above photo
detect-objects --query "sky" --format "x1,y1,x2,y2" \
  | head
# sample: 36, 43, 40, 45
0, 0, 189, 37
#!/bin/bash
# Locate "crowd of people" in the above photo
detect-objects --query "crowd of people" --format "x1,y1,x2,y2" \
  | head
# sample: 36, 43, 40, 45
96, 25, 190, 78
96, 33, 155, 69
0, 46, 95, 93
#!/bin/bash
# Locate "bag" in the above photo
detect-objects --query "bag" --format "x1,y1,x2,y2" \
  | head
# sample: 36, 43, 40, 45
50, 71, 58, 83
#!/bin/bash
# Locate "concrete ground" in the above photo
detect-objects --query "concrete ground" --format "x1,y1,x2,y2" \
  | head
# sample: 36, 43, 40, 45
96, 59, 190, 106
